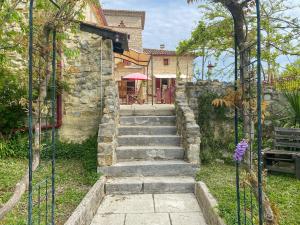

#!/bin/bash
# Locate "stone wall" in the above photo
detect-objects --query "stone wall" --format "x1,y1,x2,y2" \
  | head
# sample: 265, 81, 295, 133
185, 80, 286, 145
59, 31, 114, 143
185, 80, 232, 121
97, 80, 120, 167
175, 80, 201, 165
263, 85, 287, 133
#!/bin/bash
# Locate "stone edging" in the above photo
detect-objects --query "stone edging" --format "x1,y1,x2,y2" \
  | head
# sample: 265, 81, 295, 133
64, 177, 106, 225
195, 181, 226, 225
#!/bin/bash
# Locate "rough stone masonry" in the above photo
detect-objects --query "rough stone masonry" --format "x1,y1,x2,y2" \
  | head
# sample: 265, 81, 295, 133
60, 31, 114, 143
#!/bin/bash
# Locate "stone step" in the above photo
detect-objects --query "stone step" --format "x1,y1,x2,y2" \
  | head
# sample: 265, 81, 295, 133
116, 146, 184, 161
120, 104, 175, 116
118, 135, 181, 146
105, 176, 195, 194
119, 126, 177, 136
120, 116, 176, 126
98, 160, 198, 177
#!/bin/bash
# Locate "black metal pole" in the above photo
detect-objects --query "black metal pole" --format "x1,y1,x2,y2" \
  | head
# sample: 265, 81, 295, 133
28, 1, 34, 224
256, 0, 264, 224
51, 29, 57, 225
151, 55, 154, 105
147, 66, 149, 104
234, 28, 241, 225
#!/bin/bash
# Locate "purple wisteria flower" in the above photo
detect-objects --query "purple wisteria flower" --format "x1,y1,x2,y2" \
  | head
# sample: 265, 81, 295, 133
233, 139, 249, 162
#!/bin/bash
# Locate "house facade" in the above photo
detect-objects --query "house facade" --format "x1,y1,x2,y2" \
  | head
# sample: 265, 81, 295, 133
144, 47, 195, 103
103, 9, 145, 52
102, 8, 196, 104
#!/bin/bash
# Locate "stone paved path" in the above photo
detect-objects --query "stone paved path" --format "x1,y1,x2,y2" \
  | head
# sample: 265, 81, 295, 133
94, 105, 205, 224
90, 193, 207, 225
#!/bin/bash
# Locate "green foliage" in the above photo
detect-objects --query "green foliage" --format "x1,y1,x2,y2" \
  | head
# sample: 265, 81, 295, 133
197, 91, 236, 163
276, 58, 300, 91
197, 163, 300, 225
41, 135, 99, 183
0, 133, 99, 184
0, 1, 26, 67
0, 158, 27, 205
0, 69, 26, 136
1, 159, 96, 224
177, 4, 233, 79
0, 133, 28, 159
282, 58, 300, 79
182, 0, 300, 80
283, 91, 300, 127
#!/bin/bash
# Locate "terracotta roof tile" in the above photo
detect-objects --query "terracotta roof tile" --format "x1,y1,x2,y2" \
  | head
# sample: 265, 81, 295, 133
143, 48, 177, 56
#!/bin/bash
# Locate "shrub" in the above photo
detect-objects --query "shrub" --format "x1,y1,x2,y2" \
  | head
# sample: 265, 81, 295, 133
283, 91, 300, 127
0, 133, 28, 159
0, 68, 26, 136
41, 135, 99, 184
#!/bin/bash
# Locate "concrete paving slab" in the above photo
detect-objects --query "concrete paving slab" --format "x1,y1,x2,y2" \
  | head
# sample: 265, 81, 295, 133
97, 194, 154, 214
154, 193, 201, 213
90, 213, 125, 225
170, 212, 207, 225
125, 213, 171, 225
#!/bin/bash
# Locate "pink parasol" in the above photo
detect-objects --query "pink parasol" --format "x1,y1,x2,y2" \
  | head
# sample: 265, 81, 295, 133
123, 73, 151, 80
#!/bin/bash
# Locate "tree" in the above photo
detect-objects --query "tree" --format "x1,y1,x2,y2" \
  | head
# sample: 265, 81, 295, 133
187, 1, 277, 223
260, 0, 300, 82
183, 0, 300, 82
277, 58, 300, 91
0, 0, 86, 219
0, 1, 28, 137
177, 4, 234, 79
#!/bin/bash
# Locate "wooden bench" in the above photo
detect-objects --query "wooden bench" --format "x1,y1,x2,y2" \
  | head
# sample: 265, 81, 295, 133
263, 128, 300, 179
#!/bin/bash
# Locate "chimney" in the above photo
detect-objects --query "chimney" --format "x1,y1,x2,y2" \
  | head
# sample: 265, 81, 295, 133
160, 44, 165, 49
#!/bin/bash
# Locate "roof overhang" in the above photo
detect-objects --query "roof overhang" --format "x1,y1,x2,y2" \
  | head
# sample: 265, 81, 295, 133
154, 74, 188, 79
87, 0, 108, 26
115, 49, 151, 67
80, 22, 129, 54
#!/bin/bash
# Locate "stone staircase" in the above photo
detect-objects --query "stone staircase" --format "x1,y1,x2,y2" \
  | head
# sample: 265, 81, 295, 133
99, 105, 198, 195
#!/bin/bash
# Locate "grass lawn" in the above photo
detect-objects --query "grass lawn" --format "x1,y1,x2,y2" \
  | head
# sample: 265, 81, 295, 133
0, 159, 99, 225
197, 163, 300, 225
0, 159, 27, 206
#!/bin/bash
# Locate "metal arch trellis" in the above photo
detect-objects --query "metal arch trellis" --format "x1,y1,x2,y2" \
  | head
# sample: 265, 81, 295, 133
28, 0, 60, 224
234, 0, 264, 225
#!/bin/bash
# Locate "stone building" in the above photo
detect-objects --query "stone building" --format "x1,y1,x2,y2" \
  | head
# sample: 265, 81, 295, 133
145, 47, 195, 103
103, 9, 145, 52
102, 8, 196, 104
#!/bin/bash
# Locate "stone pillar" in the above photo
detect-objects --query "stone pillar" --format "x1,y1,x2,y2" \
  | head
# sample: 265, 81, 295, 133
97, 81, 120, 167
175, 80, 201, 165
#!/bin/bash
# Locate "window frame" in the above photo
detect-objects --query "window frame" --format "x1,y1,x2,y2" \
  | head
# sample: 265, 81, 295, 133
163, 58, 169, 66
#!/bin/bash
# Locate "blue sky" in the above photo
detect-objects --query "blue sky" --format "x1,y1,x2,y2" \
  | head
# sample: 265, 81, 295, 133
101, 0, 201, 50
100, 0, 299, 80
